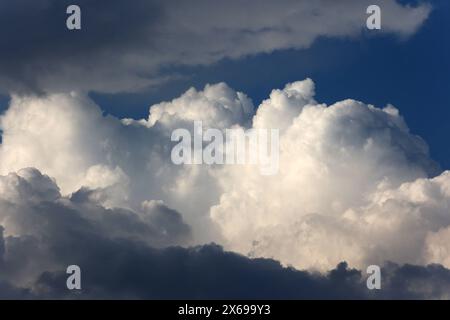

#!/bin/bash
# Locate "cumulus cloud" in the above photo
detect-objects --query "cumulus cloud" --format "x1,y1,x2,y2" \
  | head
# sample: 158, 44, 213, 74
0, 0, 431, 94
3, 78, 450, 297
212, 79, 443, 271
0, 86, 254, 243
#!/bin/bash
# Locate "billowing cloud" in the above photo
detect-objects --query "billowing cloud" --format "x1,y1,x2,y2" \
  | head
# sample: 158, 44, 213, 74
0, 87, 253, 243
2, 78, 450, 298
212, 79, 443, 271
0, 0, 431, 94
0, 168, 191, 291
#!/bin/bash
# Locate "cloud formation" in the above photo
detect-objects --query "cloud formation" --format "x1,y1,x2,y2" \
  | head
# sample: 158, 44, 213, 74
0, 168, 191, 293
0, 87, 252, 243
2, 78, 450, 279
212, 79, 444, 270
0, 0, 431, 94
0, 0, 442, 300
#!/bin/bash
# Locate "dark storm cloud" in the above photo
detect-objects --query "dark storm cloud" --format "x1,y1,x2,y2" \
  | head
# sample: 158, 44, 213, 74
32, 245, 367, 299
0, 0, 431, 94
5, 240, 450, 299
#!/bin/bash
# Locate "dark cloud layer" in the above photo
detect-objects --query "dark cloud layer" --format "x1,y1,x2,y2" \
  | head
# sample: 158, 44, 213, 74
5, 241, 450, 299
40, 248, 450, 299
0, 0, 163, 94
0, 0, 431, 94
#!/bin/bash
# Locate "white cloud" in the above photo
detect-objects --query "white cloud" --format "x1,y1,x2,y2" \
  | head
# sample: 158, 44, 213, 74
0, 87, 252, 243
144, 82, 254, 129
3, 79, 450, 273
211, 80, 443, 270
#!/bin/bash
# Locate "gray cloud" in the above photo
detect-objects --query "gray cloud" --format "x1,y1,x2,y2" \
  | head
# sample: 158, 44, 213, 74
0, 0, 163, 94
5, 239, 450, 299
0, 0, 431, 94
0, 168, 191, 290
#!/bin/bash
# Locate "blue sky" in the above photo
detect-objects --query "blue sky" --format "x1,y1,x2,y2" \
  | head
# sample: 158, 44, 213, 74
85, 0, 450, 168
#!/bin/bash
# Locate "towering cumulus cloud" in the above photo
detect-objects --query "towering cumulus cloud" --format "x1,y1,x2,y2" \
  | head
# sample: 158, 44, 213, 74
212, 80, 444, 270
2, 78, 450, 287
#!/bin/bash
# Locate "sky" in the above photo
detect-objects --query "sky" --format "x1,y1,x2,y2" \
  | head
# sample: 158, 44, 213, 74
1, 0, 450, 299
